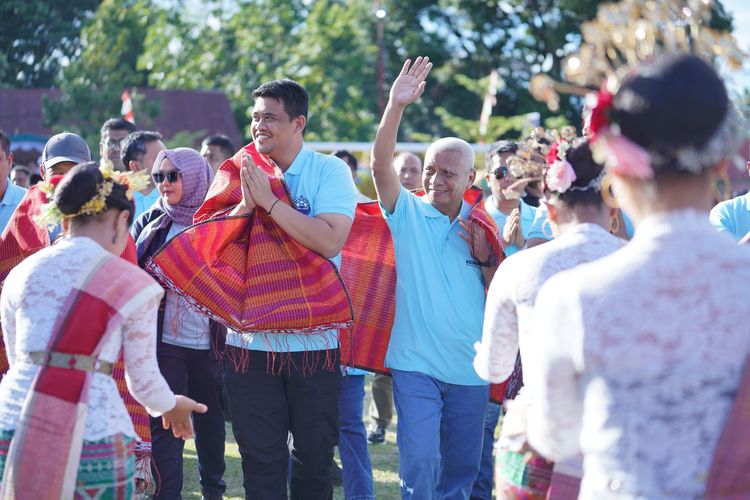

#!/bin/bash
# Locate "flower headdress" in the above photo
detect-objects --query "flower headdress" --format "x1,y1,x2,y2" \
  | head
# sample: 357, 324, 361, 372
34, 159, 150, 229
529, 0, 745, 178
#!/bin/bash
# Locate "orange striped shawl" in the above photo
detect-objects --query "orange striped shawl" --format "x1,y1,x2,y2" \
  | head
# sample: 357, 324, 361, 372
339, 187, 515, 404
146, 143, 353, 335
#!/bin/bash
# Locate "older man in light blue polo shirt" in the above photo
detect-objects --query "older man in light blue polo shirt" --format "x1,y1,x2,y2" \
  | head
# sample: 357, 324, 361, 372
0, 132, 27, 233
371, 57, 499, 499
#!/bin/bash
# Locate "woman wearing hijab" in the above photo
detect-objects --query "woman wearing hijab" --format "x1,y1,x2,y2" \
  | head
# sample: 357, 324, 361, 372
131, 148, 226, 500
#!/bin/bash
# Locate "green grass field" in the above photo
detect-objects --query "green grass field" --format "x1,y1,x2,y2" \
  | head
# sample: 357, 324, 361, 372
181, 382, 402, 499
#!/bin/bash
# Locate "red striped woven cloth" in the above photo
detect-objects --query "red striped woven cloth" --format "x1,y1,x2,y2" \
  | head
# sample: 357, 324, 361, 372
339, 187, 516, 404
706, 354, 750, 498
146, 143, 353, 335
0, 186, 152, 463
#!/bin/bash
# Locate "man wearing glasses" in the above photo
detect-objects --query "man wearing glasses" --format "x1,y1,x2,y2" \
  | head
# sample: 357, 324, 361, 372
483, 140, 536, 257
99, 118, 136, 172
121, 131, 166, 221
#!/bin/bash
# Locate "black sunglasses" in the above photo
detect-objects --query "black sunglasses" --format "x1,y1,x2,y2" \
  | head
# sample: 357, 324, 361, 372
492, 166, 509, 180
153, 170, 181, 183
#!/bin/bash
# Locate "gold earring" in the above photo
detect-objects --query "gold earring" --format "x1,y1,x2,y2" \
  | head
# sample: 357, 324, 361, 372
610, 213, 620, 234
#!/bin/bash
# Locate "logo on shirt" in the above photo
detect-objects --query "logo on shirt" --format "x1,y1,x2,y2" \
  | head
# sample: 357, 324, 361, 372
466, 258, 481, 269
294, 196, 311, 215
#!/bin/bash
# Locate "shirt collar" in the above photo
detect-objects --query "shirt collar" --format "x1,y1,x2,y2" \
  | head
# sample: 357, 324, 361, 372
0, 181, 23, 206
419, 194, 470, 220
284, 145, 311, 176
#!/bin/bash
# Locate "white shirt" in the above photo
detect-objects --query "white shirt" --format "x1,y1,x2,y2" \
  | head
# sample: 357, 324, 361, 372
474, 223, 623, 385
0, 237, 176, 441
528, 210, 750, 499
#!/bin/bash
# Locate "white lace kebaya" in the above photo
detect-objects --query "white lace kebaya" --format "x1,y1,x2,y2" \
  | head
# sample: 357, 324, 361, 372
0, 236, 176, 441
475, 223, 623, 385
527, 210, 750, 499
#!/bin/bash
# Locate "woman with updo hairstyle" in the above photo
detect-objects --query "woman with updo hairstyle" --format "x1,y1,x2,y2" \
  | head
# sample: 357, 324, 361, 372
526, 54, 750, 498
0, 162, 206, 498
475, 138, 623, 498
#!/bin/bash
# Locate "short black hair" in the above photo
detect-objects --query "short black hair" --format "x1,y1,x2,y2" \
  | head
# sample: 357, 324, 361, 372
0, 130, 10, 156
120, 131, 163, 167
486, 140, 517, 167
333, 150, 358, 171
252, 79, 308, 131
100, 118, 136, 138
202, 134, 235, 158
613, 54, 728, 175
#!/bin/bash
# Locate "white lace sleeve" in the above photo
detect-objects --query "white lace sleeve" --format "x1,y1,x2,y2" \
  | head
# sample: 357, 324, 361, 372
474, 262, 519, 383
1, 285, 17, 366
526, 273, 583, 462
122, 293, 176, 417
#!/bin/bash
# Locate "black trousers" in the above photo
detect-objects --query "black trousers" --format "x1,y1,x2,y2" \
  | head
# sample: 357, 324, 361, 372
151, 343, 226, 499
223, 349, 341, 500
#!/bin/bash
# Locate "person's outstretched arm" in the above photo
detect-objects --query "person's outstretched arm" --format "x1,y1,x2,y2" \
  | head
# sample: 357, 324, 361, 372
371, 57, 432, 213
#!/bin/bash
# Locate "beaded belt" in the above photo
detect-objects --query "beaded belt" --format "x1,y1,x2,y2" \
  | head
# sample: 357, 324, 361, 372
20, 351, 114, 375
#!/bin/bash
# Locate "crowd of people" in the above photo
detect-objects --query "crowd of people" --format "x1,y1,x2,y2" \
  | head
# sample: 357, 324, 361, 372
0, 48, 748, 500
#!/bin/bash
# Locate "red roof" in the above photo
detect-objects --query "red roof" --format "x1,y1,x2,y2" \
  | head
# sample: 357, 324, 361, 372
0, 87, 243, 148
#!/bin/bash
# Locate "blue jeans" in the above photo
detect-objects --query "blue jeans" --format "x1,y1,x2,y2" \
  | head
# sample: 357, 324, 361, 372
470, 403, 501, 500
392, 369, 489, 500
339, 375, 375, 499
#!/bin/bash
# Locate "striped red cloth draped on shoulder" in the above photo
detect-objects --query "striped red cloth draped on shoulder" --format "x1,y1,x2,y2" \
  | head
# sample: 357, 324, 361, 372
0, 178, 153, 482
146, 143, 354, 335
338, 186, 521, 404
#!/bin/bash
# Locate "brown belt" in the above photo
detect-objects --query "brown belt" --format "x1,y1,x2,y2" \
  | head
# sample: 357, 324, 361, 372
20, 351, 114, 375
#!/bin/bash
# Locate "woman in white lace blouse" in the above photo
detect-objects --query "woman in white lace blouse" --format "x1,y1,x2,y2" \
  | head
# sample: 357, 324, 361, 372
527, 54, 750, 498
0, 162, 206, 498
474, 138, 623, 498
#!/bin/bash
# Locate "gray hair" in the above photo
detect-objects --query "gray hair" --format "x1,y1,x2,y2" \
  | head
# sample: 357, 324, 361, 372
426, 137, 474, 172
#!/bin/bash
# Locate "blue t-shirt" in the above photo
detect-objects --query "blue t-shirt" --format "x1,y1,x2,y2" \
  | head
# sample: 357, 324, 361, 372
226, 145, 358, 352
484, 197, 536, 256
382, 186, 488, 386
709, 194, 750, 241
0, 181, 27, 234
528, 203, 634, 240
133, 189, 161, 223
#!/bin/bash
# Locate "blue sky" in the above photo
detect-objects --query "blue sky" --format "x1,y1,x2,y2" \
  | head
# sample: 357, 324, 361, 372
724, 0, 750, 90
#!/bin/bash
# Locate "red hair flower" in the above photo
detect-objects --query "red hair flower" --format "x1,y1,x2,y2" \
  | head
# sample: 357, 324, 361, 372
589, 88, 613, 139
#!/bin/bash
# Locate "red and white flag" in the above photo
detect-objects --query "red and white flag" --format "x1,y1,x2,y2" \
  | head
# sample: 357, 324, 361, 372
121, 90, 135, 124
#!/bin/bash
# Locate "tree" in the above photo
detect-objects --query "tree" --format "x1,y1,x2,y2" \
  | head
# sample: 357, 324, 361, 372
43, 0, 162, 150
0, 0, 101, 87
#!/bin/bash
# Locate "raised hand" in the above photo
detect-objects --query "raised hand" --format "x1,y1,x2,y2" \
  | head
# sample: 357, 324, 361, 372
389, 56, 433, 108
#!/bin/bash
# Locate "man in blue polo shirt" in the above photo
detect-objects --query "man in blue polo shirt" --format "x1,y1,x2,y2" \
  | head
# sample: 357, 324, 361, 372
222, 78, 358, 499
484, 140, 536, 256
710, 155, 750, 241
371, 57, 498, 499
0, 131, 27, 233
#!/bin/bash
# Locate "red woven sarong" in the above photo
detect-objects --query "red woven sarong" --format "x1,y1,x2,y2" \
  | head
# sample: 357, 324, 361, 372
706, 355, 750, 498
146, 143, 353, 335
0, 181, 152, 472
338, 188, 514, 404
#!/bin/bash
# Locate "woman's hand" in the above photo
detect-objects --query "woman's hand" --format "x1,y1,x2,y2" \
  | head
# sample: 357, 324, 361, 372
161, 395, 208, 439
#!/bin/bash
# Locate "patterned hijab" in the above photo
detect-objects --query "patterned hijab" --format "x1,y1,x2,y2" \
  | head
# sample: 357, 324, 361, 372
154, 148, 213, 227
135, 148, 212, 262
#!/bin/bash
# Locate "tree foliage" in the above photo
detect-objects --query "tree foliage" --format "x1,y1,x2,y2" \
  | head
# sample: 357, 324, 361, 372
0, 0, 101, 87
32, 0, 738, 147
